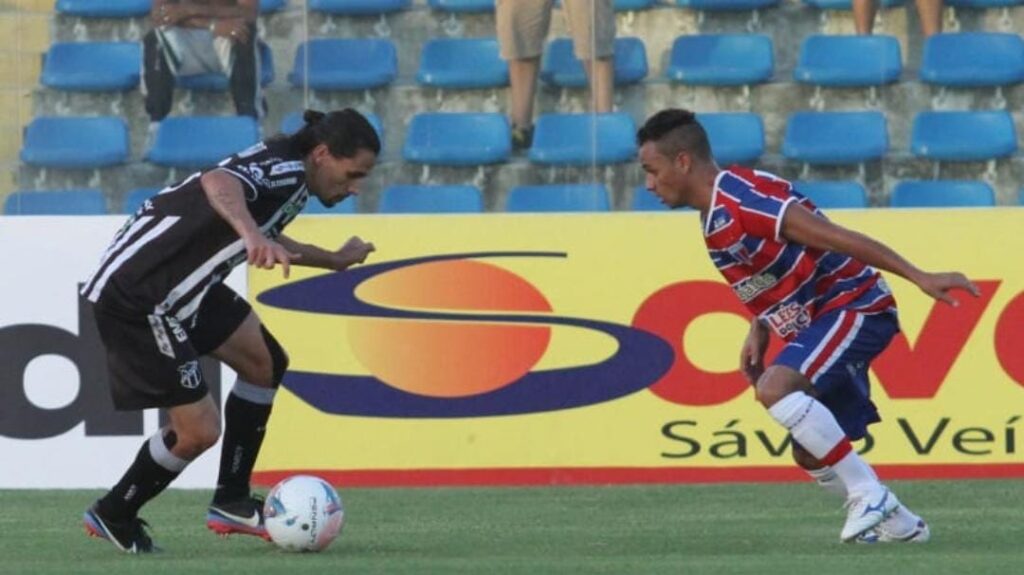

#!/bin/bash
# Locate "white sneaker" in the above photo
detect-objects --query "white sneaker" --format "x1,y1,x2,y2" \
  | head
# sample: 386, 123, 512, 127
841, 484, 899, 542
857, 518, 930, 544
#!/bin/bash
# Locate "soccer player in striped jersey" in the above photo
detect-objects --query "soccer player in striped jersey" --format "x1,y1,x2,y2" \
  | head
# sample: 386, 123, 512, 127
81, 109, 379, 553
637, 109, 978, 543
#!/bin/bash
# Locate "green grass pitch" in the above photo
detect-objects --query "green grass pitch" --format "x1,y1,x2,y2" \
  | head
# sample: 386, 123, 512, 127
2, 480, 1021, 574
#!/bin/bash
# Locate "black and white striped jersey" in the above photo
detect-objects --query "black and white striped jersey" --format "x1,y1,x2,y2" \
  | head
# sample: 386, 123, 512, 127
81, 137, 309, 321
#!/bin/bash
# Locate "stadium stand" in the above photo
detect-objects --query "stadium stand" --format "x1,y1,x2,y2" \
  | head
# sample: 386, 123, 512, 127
145, 116, 260, 169
529, 113, 636, 166
794, 35, 902, 87
506, 184, 612, 212
288, 39, 398, 90
666, 34, 774, 86
697, 112, 765, 165
417, 38, 508, 89
21, 117, 129, 169
890, 180, 996, 207
793, 181, 869, 209
379, 184, 484, 213
403, 113, 511, 166
541, 37, 648, 87
783, 111, 888, 165
4, 189, 106, 215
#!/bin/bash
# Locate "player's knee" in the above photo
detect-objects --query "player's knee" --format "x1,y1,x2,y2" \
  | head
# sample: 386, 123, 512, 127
754, 367, 803, 407
260, 325, 289, 387
175, 420, 222, 459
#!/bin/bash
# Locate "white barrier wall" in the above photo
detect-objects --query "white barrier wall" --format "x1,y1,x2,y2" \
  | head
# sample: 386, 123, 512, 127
0, 216, 244, 488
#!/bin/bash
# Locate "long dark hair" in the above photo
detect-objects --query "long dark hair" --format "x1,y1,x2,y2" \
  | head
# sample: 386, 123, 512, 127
289, 108, 381, 158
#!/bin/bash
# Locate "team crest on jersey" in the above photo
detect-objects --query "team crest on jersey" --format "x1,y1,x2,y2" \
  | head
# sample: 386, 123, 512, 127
726, 242, 753, 266
177, 360, 202, 389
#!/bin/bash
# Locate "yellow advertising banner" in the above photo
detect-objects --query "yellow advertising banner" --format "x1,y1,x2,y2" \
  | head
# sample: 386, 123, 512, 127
252, 210, 1024, 486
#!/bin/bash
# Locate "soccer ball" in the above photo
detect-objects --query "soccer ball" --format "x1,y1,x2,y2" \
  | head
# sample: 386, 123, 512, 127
263, 475, 345, 552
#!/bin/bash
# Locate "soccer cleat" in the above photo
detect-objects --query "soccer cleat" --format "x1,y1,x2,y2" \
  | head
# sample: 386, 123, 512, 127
207, 495, 271, 541
83, 503, 159, 554
840, 485, 900, 542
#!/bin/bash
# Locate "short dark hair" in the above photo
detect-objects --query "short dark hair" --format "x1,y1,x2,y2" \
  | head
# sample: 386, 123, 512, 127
636, 109, 712, 162
289, 108, 381, 158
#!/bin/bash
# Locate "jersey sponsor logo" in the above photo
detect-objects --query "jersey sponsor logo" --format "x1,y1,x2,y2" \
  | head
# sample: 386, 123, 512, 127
734, 272, 777, 303
177, 360, 202, 389
764, 302, 812, 338
167, 316, 188, 343
270, 177, 298, 189
148, 314, 176, 359
270, 161, 304, 176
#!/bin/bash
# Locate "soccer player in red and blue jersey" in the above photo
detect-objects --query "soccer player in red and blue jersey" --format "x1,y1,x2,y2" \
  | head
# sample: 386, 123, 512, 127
637, 109, 980, 543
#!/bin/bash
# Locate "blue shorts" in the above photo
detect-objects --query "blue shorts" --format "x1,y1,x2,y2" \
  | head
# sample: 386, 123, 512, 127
772, 309, 899, 440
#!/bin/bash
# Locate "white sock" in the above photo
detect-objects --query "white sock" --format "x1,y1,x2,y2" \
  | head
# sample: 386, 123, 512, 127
769, 392, 880, 498
806, 465, 847, 499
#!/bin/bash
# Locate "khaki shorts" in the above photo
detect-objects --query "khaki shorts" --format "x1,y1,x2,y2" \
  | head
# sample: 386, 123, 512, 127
496, 0, 615, 60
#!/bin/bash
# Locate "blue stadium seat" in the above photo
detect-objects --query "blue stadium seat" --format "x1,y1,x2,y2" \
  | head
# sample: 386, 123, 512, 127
122, 187, 161, 214
890, 181, 995, 207
674, 0, 780, 9
379, 185, 484, 213
783, 111, 888, 164
794, 35, 902, 86
697, 112, 764, 165
946, 0, 1023, 6
177, 41, 274, 90
506, 184, 611, 212
21, 117, 129, 169
556, 0, 657, 9
288, 39, 398, 90
911, 110, 1016, 162
529, 113, 636, 166
632, 185, 668, 211
279, 111, 384, 148
921, 33, 1024, 86
428, 0, 495, 11
146, 116, 261, 168
4, 189, 106, 215
403, 113, 510, 166
42, 42, 140, 91
666, 34, 774, 86
417, 38, 508, 89
793, 181, 868, 209
308, 0, 410, 14
55, 0, 151, 17
541, 37, 648, 87
802, 0, 904, 8
1019, 188, 1024, 206
303, 195, 357, 214
260, 0, 286, 12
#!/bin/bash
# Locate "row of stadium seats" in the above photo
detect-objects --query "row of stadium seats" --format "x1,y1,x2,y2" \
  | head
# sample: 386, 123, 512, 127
2, 180, 1011, 215
40, 33, 1024, 92
53, 0, 1024, 18
21, 109, 1017, 169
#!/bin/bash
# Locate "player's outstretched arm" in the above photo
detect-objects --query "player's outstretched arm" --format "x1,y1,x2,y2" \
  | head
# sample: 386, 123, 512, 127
779, 202, 980, 306
278, 235, 376, 272
201, 170, 299, 277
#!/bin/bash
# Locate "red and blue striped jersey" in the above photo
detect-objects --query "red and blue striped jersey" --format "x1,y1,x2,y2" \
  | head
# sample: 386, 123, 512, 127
703, 167, 896, 340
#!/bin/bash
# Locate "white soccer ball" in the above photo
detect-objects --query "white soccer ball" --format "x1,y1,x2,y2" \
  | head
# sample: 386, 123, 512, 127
263, 475, 345, 552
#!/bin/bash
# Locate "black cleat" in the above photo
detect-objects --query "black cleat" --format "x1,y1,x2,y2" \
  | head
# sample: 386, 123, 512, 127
207, 495, 270, 541
83, 503, 159, 554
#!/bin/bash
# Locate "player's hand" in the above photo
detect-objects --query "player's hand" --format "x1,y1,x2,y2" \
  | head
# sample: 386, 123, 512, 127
334, 236, 375, 270
740, 320, 770, 385
916, 272, 981, 307
244, 234, 301, 278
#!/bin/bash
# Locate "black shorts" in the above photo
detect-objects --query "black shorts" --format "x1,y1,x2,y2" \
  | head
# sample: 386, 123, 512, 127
93, 283, 252, 410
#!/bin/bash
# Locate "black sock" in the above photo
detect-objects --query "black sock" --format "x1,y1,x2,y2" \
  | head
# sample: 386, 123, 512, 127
97, 432, 182, 522
213, 392, 273, 504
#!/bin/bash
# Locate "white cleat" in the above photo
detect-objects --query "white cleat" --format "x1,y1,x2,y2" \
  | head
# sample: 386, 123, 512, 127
841, 485, 900, 542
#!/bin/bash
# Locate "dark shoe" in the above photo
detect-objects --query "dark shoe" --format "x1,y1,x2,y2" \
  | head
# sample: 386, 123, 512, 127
83, 503, 159, 554
207, 495, 271, 541
512, 124, 534, 151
